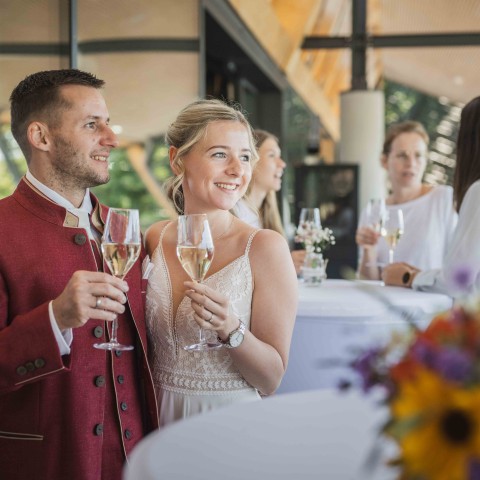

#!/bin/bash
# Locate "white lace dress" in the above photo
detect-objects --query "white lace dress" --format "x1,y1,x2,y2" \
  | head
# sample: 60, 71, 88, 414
146, 226, 261, 426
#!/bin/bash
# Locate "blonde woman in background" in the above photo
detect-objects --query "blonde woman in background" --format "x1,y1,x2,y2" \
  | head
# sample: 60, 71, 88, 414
356, 121, 457, 280
145, 100, 297, 426
235, 129, 306, 273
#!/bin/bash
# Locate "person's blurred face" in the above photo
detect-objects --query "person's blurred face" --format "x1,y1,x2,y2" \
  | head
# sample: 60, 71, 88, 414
47, 84, 119, 192
382, 132, 428, 190
179, 120, 253, 213
253, 137, 286, 193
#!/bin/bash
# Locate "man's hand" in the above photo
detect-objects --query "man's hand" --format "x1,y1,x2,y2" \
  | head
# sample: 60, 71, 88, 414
51, 271, 129, 331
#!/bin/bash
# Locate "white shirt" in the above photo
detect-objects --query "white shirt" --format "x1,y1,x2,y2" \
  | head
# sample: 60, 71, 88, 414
26, 170, 94, 355
413, 180, 480, 296
359, 185, 458, 270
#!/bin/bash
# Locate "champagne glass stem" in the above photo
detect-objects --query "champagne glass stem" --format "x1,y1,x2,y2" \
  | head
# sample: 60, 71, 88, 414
110, 317, 120, 344
196, 280, 207, 346
389, 248, 394, 264
198, 327, 206, 344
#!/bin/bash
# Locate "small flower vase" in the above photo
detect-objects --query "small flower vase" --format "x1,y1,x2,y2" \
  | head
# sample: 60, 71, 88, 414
301, 252, 328, 286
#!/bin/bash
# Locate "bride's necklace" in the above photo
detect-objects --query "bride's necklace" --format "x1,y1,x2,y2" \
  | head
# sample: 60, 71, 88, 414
214, 215, 235, 241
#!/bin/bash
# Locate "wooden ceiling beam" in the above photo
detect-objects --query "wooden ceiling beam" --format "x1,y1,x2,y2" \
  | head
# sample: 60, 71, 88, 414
228, 0, 339, 140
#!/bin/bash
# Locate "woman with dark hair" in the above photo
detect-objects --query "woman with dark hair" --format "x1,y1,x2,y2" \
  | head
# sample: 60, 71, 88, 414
356, 120, 457, 280
383, 97, 480, 295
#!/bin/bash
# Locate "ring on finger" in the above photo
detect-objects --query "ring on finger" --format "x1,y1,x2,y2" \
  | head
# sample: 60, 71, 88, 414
205, 311, 213, 323
95, 297, 103, 309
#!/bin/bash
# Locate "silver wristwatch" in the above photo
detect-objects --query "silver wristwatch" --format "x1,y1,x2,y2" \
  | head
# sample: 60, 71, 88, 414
219, 320, 246, 349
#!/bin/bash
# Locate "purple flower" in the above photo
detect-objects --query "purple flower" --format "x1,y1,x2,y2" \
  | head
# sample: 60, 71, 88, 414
434, 347, 473, 383
351, 347, 383, 392
411, 341, 437, 369
449, 264, 476, 292
469, 459, 480, 480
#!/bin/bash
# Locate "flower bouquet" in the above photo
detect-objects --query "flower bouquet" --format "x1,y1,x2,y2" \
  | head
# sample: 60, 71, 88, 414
351, 293, 480, 480
295, 221, 335, 286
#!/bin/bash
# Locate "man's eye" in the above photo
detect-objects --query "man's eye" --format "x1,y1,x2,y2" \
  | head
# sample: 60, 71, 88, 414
86, 122, 96, 129
213, 152, 226, 158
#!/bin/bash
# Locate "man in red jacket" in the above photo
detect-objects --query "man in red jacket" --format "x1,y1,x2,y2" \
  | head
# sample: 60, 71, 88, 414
0, 69, 158, 480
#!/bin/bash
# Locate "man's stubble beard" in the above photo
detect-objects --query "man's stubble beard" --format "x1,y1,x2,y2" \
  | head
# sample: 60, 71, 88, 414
51, 135, 110, 191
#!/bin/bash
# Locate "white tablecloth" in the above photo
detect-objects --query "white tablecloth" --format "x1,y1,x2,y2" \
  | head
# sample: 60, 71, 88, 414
124, 389, 396, 480
278, 279, 453, 393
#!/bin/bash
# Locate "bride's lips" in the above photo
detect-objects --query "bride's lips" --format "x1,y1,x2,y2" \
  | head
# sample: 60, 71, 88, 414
214, 182, 240, 191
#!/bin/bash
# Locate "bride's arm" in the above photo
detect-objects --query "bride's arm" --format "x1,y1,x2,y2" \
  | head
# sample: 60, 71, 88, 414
185, 229, 298, 394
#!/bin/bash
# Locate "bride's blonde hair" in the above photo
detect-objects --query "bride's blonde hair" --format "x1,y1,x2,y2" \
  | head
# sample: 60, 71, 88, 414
165, 99, 258, 214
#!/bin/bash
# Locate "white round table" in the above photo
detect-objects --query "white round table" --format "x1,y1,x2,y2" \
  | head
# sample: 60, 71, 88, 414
124, 389, 396, 480
278, 279, 453, 393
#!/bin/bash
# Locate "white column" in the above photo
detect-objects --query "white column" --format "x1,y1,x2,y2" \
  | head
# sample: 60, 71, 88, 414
339, 90, 386, 212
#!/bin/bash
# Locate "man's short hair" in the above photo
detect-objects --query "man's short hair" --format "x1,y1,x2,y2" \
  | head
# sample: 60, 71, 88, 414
10, 69, 105, 160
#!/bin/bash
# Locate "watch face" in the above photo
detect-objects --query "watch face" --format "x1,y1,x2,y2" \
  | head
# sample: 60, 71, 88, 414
229, 331, 244, 348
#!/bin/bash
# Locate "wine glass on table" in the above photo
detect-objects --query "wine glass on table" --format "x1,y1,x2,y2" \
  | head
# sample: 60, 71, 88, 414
94, 208, 141, 351
381, 209, 404, 264
177, 214, 222, 352
299, 207, 321, 229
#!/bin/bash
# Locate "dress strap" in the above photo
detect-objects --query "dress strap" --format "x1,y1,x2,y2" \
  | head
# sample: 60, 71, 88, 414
159, 221, 172, 244
151, 221, 172, 261
245, 229, 260, 255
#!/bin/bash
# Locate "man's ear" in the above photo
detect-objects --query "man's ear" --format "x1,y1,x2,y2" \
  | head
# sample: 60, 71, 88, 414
169, 146, 180, 174
27, 122, 51, 152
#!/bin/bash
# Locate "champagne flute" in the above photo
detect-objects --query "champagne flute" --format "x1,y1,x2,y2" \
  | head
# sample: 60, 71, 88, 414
381, 209, 404, 264
177, 214, 222, 352
365, 198, 387, 234
299, 208, 321, 228
94, 208, 141, 351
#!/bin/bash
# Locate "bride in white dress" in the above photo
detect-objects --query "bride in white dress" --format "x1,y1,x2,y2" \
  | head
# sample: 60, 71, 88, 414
145, 99, 298, 426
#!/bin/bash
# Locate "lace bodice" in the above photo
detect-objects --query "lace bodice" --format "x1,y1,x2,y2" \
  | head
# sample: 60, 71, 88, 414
146, 225, 258, 395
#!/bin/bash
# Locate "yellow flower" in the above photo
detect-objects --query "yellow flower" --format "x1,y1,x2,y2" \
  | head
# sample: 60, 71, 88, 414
389, 367, 480, 480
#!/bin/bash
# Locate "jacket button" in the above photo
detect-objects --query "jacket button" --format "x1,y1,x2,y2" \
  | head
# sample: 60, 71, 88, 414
94, 375, 106, 387
74, 233, 87, 245
16, 366, 27, 376
25, 362, 35, 372
93, 326, 104, 338
120, 402, 128, 411
94, 424, 103, 436
117, 375, 124, 384
34, 358, 45, 368
124, 429, 132, 440
115, 350, 122, 358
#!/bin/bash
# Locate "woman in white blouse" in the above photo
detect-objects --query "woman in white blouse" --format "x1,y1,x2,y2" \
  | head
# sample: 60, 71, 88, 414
356, 121, 457, 280
383, 96, 480, 296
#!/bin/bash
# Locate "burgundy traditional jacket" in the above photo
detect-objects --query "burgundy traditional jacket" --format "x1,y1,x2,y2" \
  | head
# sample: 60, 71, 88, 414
0, 178, 158, 480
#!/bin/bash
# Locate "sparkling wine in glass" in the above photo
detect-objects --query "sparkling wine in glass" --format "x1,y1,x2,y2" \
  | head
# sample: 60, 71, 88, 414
381, 209, 404, 264
177, 214, 222, 352
94, 208, 141, 351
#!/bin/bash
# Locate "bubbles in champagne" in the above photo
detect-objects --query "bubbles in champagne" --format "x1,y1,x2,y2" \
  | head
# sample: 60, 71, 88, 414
102, 243, 141, 278
176, 245, 214, 282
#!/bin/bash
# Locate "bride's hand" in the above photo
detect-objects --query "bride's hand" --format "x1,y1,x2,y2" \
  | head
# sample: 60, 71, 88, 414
184, 281, 237, 339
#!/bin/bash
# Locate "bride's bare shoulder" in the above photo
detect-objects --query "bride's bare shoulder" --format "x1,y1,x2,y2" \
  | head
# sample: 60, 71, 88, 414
145, 220, 171, 255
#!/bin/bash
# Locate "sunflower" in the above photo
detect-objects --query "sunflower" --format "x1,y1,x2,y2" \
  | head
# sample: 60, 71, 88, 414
389, 366, 480, 480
